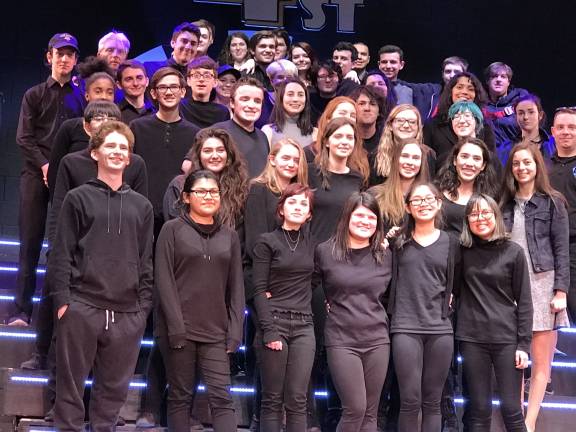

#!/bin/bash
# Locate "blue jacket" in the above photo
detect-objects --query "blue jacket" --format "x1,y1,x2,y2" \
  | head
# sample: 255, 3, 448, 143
484, 87, 530, 147
502, 193, 570, 292
497, 128, 556, 167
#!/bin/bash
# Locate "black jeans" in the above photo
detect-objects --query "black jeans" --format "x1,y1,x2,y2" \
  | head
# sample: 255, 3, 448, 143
327, 344, 390, 432
392, 333, 453, 432
568, 243, 576, 322
255, 312, 316, 432
459, 342, 526, 432
157, 338, 236, 432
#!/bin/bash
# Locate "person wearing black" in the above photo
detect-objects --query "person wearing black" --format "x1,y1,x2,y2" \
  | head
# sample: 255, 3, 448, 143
350, 86, 386, 160
9, 33, 85, 326
210, 77, 269, 178
180, 56, 230, 128
389, 183, 458, 432
457, 194, 532, 432
248, 31, 276, 92
116, 60, 155, 125
49, 121, 153, 431
252, 183, 316, 432
315, 192, 392, 431
154, 170, 245, 432
131, 67, 199, 234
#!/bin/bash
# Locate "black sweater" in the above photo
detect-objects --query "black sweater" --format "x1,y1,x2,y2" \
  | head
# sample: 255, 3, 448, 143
315, 241, 393, 348
252, 227, 315, 343
180, 98, 230, 128
48, 179, 154, 314
131, 115, 199, 220
455, 239, 533, 352
154, 215, 245, 351
549, 153, 576, 241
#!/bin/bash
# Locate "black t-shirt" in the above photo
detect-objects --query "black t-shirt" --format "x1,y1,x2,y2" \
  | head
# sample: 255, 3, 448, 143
442, 199, 467, 237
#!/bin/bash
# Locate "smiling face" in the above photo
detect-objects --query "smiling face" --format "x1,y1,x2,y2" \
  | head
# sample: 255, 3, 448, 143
316, 67, 339, 95
348, 205, 378, 244
331, 102, 357, 122
97, 39, 128, 71
86, 77, 115, 102
275, 36, 288, 60
467, 198, 496, 240
365, 74, 388, 97
451, 76, 476, 102
327, 124, 355, 160
454, 142, 486, 183
252, 37, 276, 65
118, 66, 148, 99
271, 143, 300, 184
378, 52, 404, 80
552, 112, 576, 157
354, 43, 370, 70
398, 143, 423, 180
197, 27, 213, 56
333, 49, 353, 75
281, 193, 311, 227
230, 37, 248, 63
230, 85, 264, 128
406, 184, 441, 223
90, 131, 130, 173
282, 82, 306, 116
150, 74, 186, 110
511, 148, 537, 188
171, 31, 198, 65
391, 109, 419, 140
291, 47, 311, 72
184, 177, 221, 219
200, 137, 228, 174
451, 110, 477, 138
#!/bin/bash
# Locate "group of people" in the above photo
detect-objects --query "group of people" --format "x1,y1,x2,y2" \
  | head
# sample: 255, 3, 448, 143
9, 19, 576, 432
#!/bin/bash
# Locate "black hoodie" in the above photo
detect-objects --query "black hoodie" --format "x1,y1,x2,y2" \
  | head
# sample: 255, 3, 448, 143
48, 179, 154, 314
154, 213, 245, 351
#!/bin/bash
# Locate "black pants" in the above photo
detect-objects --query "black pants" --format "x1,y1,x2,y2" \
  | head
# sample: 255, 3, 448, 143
255, 313, 315, 432
327, 344, 389, 432
158, 338, 236, 432
392, 333, 453, 432
15, 170, 49, 318
55, 301, 146, 432
568, 243, 576, 322
459, 342, 526, 432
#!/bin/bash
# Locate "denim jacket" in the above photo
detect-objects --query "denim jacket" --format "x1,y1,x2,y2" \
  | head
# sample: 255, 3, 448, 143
502, 193, 570, 292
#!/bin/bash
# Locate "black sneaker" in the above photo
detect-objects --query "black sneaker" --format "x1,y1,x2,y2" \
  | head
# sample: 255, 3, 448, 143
20, 352, 47, 370
116, 416, 126, 426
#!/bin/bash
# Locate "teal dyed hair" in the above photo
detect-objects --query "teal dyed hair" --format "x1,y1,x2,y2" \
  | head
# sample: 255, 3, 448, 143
448, 101, 484, 135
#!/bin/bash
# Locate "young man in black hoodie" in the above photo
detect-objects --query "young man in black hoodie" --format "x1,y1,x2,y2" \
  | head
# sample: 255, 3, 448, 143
48, 121, 153, 432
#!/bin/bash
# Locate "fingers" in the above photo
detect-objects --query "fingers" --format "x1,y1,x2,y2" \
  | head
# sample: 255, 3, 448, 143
266, 341, 282, 351
515, 350, 529, 369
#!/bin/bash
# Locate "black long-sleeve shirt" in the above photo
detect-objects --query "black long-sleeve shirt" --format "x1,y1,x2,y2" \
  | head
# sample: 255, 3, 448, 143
455, 239, 533, 352
118, 98, 155, 125
154, 215, 245, 351
252, 227, 315, 343
549, 153, 576, 241
315, 241, 393, 348
180, 98, 230, 128
17, 76, 85, 172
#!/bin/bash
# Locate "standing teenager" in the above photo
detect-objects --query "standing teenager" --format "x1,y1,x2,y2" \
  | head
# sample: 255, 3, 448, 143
500, 143, 570, 432
457, 194, 532, 432
155, 170, 245, 432
253, 183, 316, 432
49, 121, 153, 431
315, 192, 392, 431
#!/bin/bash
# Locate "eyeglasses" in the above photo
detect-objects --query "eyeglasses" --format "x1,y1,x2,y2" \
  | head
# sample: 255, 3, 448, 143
467, 210, 494, 221
155, 85, 182, 94
453, 112, 475, 123
188, 72, 215, 80
409, 196, 437, 207
317, 74, 338, 81
191, 189, 220, 198
393, 118, 418, 127
90, 115, 118, 123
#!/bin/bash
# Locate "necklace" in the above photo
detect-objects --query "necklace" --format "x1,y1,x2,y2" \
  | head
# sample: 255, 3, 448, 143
283, 229, 301, 252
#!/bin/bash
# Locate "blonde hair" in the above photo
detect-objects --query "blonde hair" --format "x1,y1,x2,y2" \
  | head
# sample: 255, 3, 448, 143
98, 31, 130, 54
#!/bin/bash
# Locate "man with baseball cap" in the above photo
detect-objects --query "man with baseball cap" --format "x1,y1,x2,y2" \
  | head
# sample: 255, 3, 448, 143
9, 33, 85, 327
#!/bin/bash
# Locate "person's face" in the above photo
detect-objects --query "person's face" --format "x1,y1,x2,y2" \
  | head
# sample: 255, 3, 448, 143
331, 102, 357, 122
216, 73, 237, 98
282, 82, 306, 117
327, 124, 355, 160
90, 131, 130, 172
118, 67, 148, 99
442, 63, 464, 85
291, 47, 311, 72
97, 39, 128, 71
187, 67, 216, 100
230, 85, 263, 126
316, 67, 339, 95
332, 50, 353, 75
47, 47, 78, 77
378, 52, 404, 80
391, 109, 419, 140
348, 205, 378, 243
271, 143, 300, 183
488, 69, 510, 98
467, 199, 496, 240
252, 37, 276, 65
275, 37, 288, 60
406, 185, 441, 223
354, 43, 370, 70
511, 149, 537, 187
270, 71, 290, 90
451, 111, 477, 138
197, 27, 213, 55
356, 94, 379, 126
398, 143, 423, 180
515, 100, 542, 133
185, 178, 221, 218
451, 76, 476, 102
150, 74, 186, 109
200, 137, 228, 174
365, 74, 388, 97
230, 37, 248, 63
552, 113, 576, 156
281, 193, 311, 227
171, 31, 198, 65
85, 78, 115, 102
454, 143, 486, 183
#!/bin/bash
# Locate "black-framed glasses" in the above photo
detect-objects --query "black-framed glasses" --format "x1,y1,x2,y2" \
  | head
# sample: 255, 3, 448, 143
467, 210, 494, 221
393, 118, 418, 127
409, 196, 437, 207
155, 85, 182, 94
188, 72, 215, 80
191, 189, 220, 198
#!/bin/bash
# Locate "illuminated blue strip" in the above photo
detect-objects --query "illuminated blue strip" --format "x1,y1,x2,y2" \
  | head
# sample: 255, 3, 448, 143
0, 332, 154, 347
456, 356, 576, 369
560, 327, 576, 334
0, 240, 48, 248
0, 266, 45, 274
455, 398, 576, 410
11, 376, 146, 388
0, 295, 40, 302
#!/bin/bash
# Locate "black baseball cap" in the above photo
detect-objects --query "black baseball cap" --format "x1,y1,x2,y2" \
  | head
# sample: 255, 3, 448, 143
217, 64, 241, 80
48, 33, 79, 52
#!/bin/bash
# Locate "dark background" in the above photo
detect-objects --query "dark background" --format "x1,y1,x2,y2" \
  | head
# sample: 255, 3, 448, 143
0, 0, 574, 237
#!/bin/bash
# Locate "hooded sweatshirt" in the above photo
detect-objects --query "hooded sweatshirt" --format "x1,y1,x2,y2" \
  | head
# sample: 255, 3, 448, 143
48, 179, 154, 314
154, 213, 245, 351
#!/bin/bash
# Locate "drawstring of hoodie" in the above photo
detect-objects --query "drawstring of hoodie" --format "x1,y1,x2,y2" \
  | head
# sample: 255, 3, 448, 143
106, 188, 124, 235
118, 193, 123, 234
106, 190, 110, 234
105, 310, 115, 330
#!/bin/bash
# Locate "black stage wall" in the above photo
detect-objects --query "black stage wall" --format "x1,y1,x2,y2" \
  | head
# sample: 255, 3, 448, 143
0, 0, 575, 236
